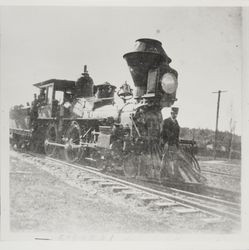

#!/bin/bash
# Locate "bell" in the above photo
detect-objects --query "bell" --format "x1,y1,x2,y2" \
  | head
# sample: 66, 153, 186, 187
118, 81, 133, 98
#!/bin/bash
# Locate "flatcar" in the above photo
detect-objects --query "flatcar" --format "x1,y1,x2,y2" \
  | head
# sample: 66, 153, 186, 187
10, 38, 202, 185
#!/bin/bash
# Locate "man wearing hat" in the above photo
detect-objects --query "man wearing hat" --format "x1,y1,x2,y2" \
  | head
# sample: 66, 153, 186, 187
161, 107, 180, 148
160, 107, 180, 178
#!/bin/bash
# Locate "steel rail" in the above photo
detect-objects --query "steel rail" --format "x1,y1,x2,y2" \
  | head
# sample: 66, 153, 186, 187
201, 169, 240, 179
168, 186, 240, 208
11, 151, 240, 222
44, 156, 240, 222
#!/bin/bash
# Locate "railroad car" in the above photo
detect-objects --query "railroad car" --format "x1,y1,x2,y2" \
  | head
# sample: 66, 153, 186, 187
9, 38, 202, 185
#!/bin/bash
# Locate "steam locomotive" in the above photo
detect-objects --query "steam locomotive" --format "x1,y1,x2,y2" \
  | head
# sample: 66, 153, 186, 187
10, 38, 202, 185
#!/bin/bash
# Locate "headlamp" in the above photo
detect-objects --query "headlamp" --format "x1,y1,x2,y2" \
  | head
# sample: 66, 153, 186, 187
161, 73, 178, 94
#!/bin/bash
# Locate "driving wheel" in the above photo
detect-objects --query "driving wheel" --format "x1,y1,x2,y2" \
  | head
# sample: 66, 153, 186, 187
123, 155, 138, 178
64, 121, 82, 162
44, 123, 58, 157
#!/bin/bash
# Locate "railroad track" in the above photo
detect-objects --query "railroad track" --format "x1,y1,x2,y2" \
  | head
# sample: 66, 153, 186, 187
201, 169, 240, 179
10, 150, 241, 225
200, 185, 240, 203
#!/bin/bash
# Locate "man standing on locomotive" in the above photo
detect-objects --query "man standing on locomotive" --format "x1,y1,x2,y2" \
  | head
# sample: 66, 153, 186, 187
161, 107, 180, 148
160, 107, 180, 178
30, 94, 39, 127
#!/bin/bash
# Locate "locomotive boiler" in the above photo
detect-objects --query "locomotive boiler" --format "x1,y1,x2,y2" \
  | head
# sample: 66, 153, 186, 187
9, 38, 202, 185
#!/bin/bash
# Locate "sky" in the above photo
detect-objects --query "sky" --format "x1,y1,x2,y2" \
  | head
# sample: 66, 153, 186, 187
0, 7, 242, 134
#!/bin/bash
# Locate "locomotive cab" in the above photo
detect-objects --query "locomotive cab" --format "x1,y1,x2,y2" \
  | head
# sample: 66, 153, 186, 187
33, 79, 76, 118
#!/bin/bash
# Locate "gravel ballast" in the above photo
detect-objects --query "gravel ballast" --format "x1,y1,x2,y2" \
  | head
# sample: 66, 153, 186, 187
9, 152, 240, 238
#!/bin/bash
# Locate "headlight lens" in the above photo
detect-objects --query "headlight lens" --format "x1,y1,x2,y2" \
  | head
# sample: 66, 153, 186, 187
161, 73, 178, 94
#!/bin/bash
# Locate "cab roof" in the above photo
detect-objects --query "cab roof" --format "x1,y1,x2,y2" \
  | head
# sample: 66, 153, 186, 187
33, 79, 75, 91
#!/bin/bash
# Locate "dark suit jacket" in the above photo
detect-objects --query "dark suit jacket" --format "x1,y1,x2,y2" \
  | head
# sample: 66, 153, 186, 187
161, 117, 180, 146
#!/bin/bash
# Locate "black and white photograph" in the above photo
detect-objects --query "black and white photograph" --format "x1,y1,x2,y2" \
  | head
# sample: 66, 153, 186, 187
0, 3, 249, 247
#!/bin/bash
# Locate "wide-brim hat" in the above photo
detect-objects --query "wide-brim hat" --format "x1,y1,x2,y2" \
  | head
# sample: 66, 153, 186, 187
171, 107, 179, 114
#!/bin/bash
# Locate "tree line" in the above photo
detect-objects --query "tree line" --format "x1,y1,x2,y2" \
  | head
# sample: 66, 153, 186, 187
179, 127, 241, 159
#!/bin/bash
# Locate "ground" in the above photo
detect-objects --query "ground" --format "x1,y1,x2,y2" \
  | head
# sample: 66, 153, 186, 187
199, 159, 241, 192
8, 154, 240, 239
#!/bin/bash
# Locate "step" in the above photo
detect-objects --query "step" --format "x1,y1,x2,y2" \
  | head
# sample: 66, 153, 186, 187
85, 157, 97, 162
174, 207, 199, 214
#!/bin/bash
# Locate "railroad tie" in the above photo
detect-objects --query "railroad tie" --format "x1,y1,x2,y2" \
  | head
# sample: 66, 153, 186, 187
10, 171, 33, 175
82, 176, 92, 181
122, 190, 140, 198
201, 217, 223, 224
111, 186, 130, 192
139, 196, 159, 204
99, 182, 116, 187
89, 178, 104, 183
174, 207, 199, 214
154, 201, 178, 209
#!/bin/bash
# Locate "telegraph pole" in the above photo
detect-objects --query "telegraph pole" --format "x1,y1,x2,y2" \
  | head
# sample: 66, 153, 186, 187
229, 120, 236, 160
212, 90, 227, 159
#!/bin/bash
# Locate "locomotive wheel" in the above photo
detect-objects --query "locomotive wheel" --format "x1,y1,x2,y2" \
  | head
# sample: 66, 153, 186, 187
64, 121, 82, 163
123, 155, 138, 178
44, 123, 58, 157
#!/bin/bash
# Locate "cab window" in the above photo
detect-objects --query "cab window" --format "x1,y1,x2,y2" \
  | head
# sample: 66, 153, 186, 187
47, 85, 53, 104
55, 90, 64, 105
